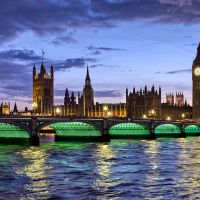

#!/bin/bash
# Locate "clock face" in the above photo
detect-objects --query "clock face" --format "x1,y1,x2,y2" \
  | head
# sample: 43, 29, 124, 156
194, 67, 200, 76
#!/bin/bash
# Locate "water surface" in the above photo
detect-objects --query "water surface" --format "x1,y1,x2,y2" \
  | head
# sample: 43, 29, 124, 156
0, 137, 200, 199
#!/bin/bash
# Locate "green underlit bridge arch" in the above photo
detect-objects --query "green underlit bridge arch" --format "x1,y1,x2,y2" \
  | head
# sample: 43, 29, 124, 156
49, 122, 101, 137
155, 124, 180, 135
184, 125, 200, 135
0, 122, 29, 139
109, 123, 150, 136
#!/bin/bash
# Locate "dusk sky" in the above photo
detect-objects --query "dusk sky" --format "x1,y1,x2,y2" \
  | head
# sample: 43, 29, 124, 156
0, 0, 199, 110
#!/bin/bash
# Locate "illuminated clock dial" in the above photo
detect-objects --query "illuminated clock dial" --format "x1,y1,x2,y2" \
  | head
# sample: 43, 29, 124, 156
194, 67, 200, 76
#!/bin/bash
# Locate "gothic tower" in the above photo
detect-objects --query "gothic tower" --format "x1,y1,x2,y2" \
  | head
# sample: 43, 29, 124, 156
33, 61, 54, 114
192, 43, 200, 119
83, 66, 94, 116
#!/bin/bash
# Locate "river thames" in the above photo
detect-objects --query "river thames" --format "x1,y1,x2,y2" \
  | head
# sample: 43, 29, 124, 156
0, 137, 200, 199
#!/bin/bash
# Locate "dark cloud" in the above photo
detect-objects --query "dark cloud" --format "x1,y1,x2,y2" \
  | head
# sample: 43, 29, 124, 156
156, 69, 192, 74
88, 45, 126, 55
166, 69, 192, 74
51, 34, 77, 46
0, 49, 41, 62
95, 90, 122, 97
54, 58, 97, 70
0, 0, 200, 43
0, 48, 99, 105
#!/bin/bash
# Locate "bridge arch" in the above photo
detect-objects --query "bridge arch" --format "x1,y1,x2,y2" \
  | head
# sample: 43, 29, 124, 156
155, 123, 181, 136
0, 122, 30, 139
38, 121, 102, 137
109, 122, 150, 137
184, 124, 200, 135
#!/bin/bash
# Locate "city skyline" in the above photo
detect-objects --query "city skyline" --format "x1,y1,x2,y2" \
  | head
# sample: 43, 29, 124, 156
0, 0, 199, 110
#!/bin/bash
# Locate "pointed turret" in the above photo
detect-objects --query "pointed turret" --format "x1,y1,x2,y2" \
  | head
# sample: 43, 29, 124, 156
133, 87, 135, 94
144, 85, 147, 94
151, 85, 155, 93
13, 102, 18, 114
40, 63, 46, 74
194, 43, 200, 64
33, 64, 36, 75
50, 63, 54, 77
64, 88, 70, 106
126, 87, 128, 99
85, 65, 91, 85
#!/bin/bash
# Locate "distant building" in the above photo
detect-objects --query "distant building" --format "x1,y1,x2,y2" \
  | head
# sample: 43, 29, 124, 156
166, 93, 174, 106
0, 102, 10, 115
33, 62, 54, 114
176, 92, 184, 106
126, 86, 192, 120
126, 85, 162, 119
13, 102, 18, 114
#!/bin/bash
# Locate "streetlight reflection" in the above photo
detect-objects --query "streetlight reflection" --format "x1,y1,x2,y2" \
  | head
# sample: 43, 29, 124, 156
93, 143, 119, 197
16, 147, 51, 199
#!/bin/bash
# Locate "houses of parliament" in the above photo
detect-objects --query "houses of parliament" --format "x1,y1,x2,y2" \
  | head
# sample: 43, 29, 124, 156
11, 43, 200, 120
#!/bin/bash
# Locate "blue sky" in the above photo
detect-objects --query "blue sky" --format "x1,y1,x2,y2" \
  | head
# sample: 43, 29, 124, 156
0, 0, 199, 110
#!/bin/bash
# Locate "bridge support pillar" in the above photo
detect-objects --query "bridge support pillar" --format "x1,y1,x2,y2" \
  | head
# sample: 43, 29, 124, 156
102, 119, 110, 142
29, 117, 39, 145
150, 120, 156, 139
180, 122, 186, 138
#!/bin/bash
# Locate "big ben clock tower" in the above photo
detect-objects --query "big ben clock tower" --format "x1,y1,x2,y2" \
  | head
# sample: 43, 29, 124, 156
192, 43, 200, 119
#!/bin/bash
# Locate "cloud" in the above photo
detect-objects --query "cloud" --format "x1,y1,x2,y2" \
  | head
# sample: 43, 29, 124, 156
88, 45, 127, 55
54, 58, 97, 70
156, 69, 192, 74
165, 69, 191, 74
51, 34, 77, 46
95, 90, 122, 97
0, 48, 99, 107
0, 49, 41, 62
1, 0, 200, 43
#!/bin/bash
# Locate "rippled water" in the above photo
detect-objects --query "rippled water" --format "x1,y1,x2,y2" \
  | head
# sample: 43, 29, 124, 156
0, 137, 200, 199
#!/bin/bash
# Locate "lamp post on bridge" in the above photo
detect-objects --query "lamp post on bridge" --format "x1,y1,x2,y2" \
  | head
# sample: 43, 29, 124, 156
32, 102, 38, 115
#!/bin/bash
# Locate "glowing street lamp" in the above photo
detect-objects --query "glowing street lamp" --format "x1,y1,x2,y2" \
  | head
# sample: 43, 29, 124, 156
181, 113, 185, 119
56, 107, 61, 115
32, 102, 37, 114
151, 109, 155, 115
166, 116, 171, 121
143, 114, 147, 119
103, 105, 108, 112
107, 111, 112, 117
103, 105, 108, 117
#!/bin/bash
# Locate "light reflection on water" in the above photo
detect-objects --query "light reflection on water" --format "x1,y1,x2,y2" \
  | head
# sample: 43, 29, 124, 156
16, 147, 51, 200
0, 137, 200, 199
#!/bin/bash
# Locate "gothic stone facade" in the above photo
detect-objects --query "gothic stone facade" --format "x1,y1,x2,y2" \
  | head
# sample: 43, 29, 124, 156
33, 63, 54, 114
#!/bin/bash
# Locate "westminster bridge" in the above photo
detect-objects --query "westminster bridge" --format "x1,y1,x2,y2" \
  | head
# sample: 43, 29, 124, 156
0, 116, 199, 145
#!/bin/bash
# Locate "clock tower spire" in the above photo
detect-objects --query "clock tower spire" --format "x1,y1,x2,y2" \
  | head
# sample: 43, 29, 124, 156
192, 43, 200, 119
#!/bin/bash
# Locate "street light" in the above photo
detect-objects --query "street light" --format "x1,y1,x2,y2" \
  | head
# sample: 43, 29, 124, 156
143, 114, 147, 119
32, 102, 37, 115
103, 105, 108, 112
166, 116, 171, 121
103, 105, 108, 117
56, 107, 61, 115
107, 111, 112, 117
181, 113, 185, 119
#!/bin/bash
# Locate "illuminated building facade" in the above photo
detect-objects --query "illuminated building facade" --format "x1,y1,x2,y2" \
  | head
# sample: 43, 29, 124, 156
126, 86, 192, 120
126, 86, 162, 119
33, 62, 54, 114
30, 54, 194, 119
0, 102, 11, 115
